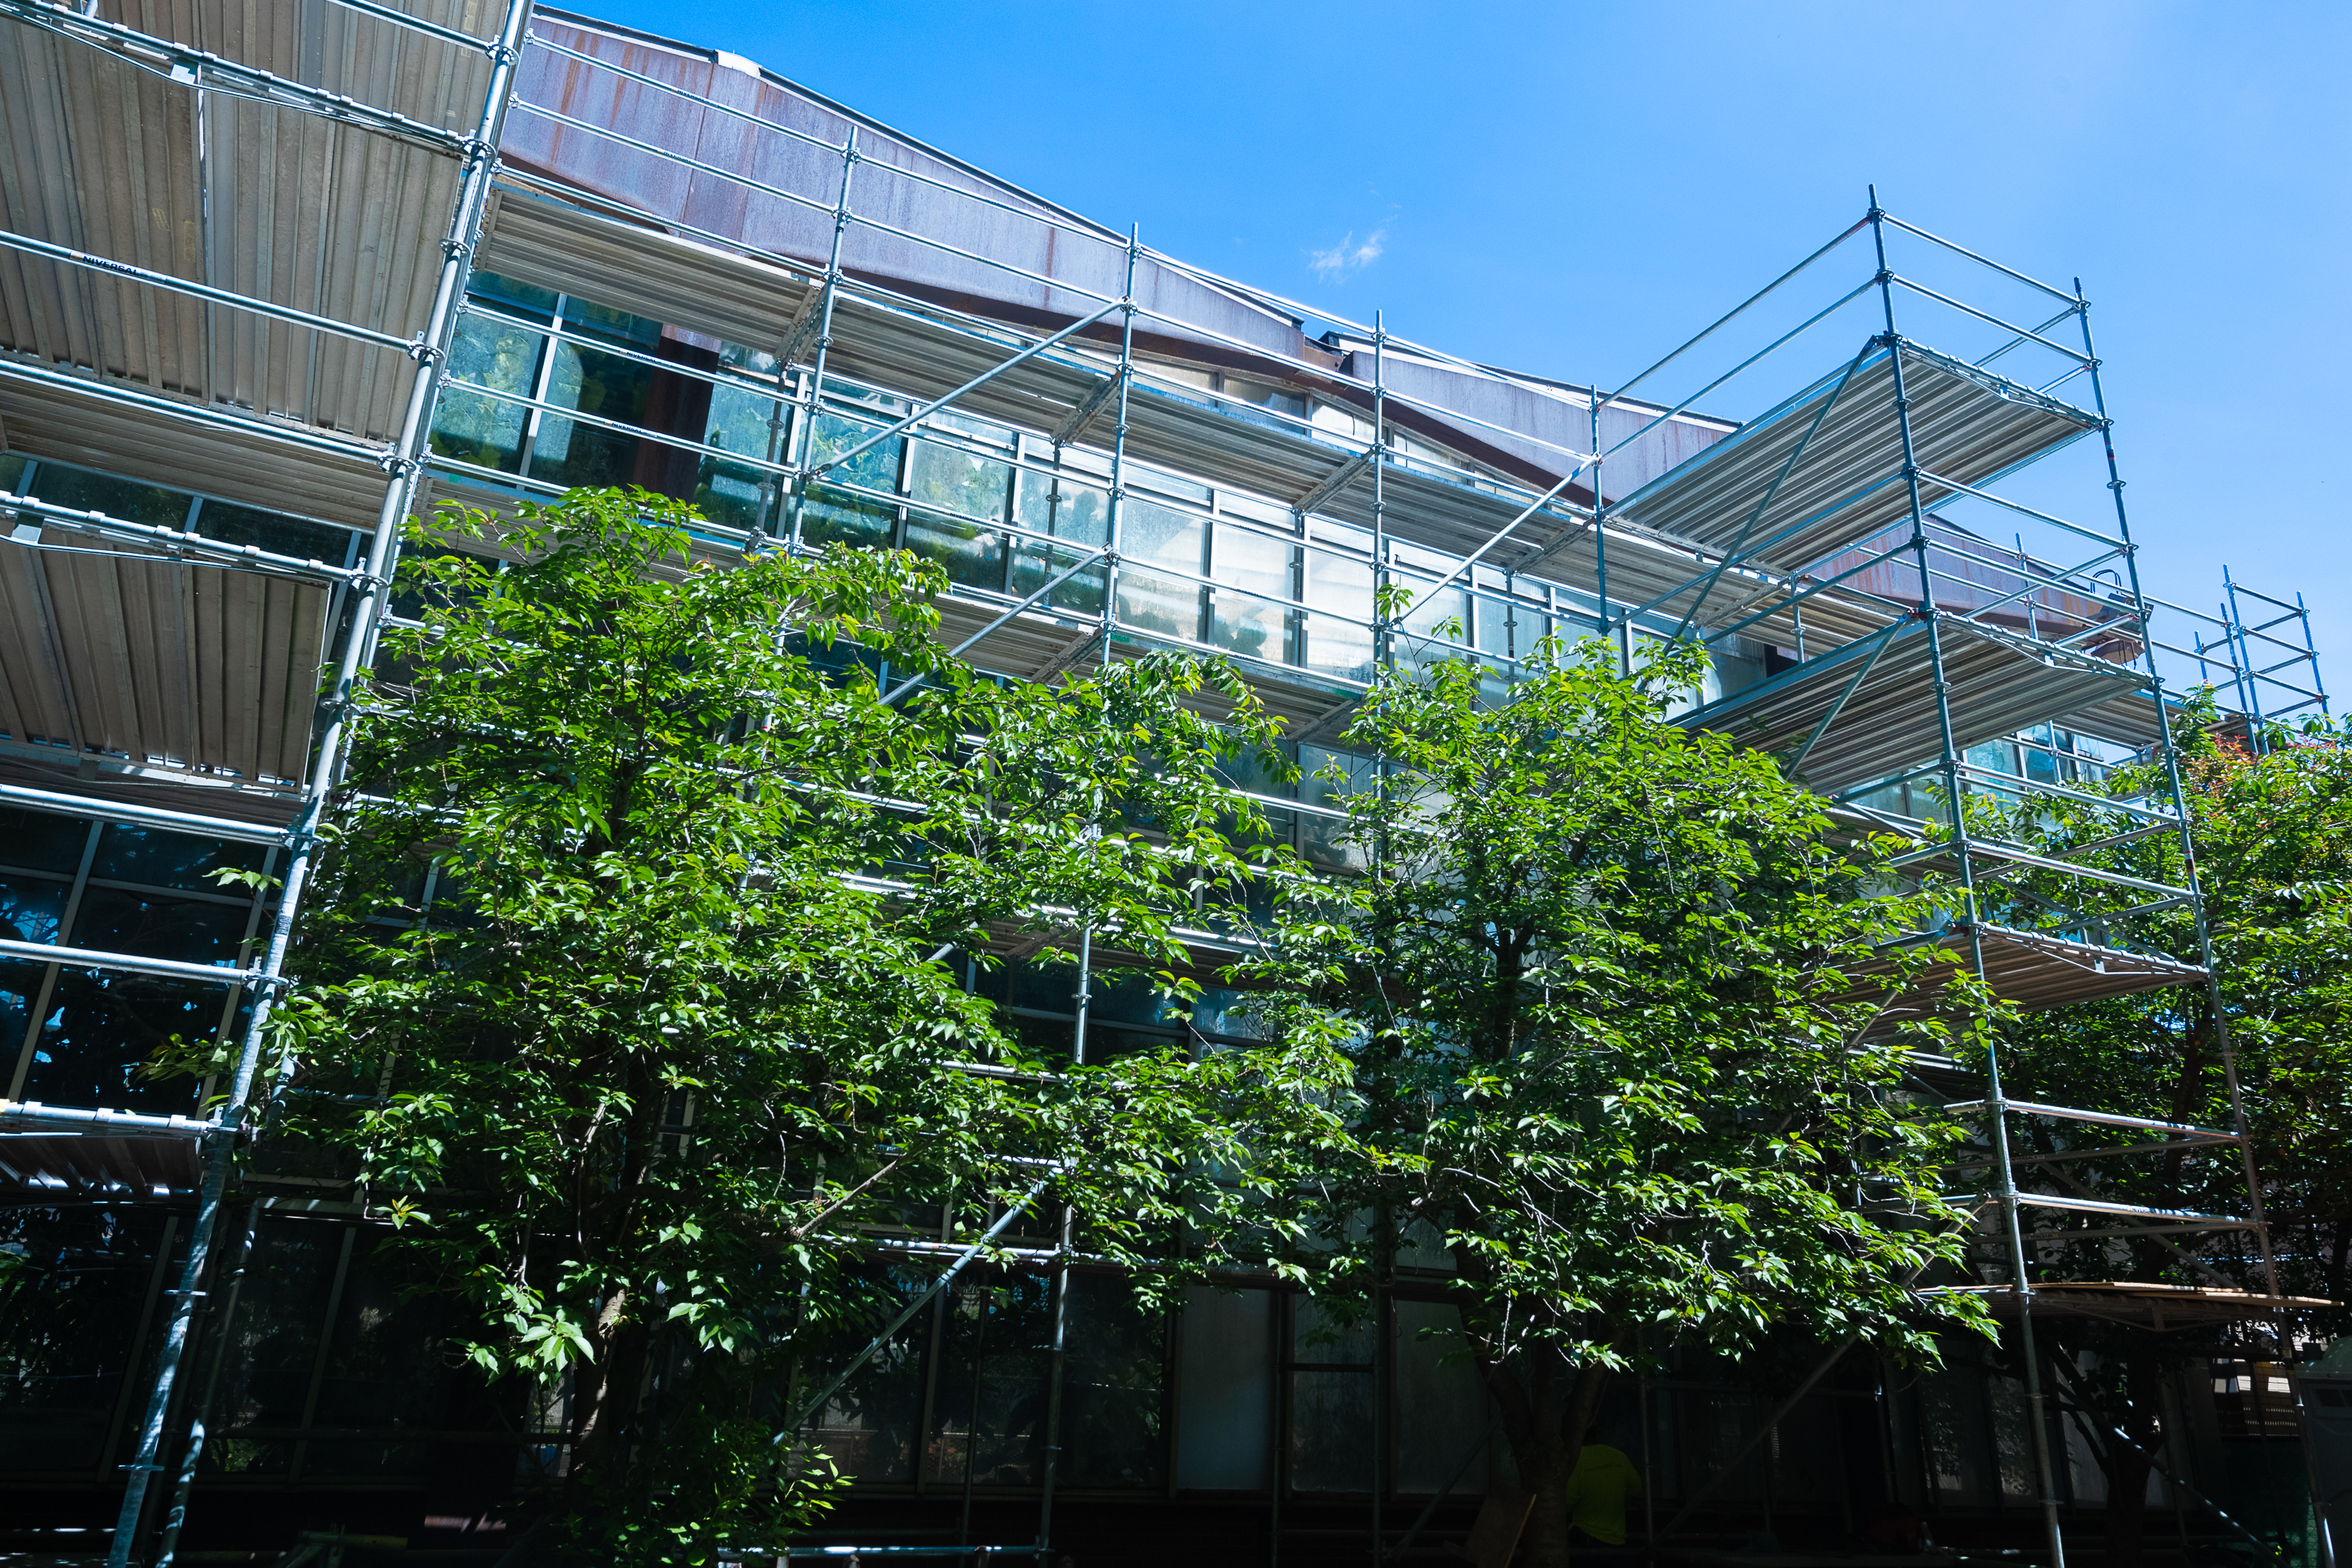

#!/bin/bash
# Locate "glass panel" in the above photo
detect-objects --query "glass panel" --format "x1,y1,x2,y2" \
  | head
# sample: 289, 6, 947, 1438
1123, 499, 1206, 574
0, 808, 90, 875
72, 887, 249, 966
1290, 1375, 1374, 1493
1016, 472, 1108, 546
465, 272, 557, 321
807, 411, 904, 495
428, 313, 541, 473
924, 1267, 1051, 1488
1301, 614, 1373, 686
907, 439, 1011, 525
905, 509, 1006, 593
89, 825, 264, 896
193, 502, 355, 566
798, 484, 895, 550
692, 379, 782, 535
1116, 569, 1205, 643
530, 342, 654, 490
1175, 1286, 1271, 1490
798, 1266, 932, 1484
1062, 1274, 1165, 1489
1393, 1302, 1487, 1494
0, 873, 68, 946
26, 464, 190, 530
0, 452, 25, 492
1009, 540, 1105, 617
24, 971, 225, 1112
1921, 1357, 1993, 1504
306, 1233, 448, 1474
1209, 526, 1294, 664
1219, 376, 1308, 420
1301, 747, 1369, 872
561, 296, 662, 350
1399, 581, 1468, 646
0, 959, 38, 1057
0, 1207, 172, 1472
206, 1219, 339, 1475
1009, 959, 1078, 1016
1302, 547, 1375, 683
1474, 593, 1516, 659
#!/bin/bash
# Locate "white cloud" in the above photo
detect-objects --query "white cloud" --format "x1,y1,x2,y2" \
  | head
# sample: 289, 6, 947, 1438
1309, 225, 1389, 280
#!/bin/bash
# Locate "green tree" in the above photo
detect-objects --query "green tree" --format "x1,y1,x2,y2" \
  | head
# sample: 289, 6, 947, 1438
1224, 640, 1988, 1568
255, 489, 1305, 1562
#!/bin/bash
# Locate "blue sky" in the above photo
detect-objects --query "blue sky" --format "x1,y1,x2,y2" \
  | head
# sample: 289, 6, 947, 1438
580, 0, 2348, 697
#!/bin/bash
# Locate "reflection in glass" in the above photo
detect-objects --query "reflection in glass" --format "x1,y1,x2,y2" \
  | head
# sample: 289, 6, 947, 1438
26, 463, 190, 530
924, 1269, 1051, 1487
694, 380, 783, 534
429, 314, 542, 473
0, 809, 91, 876
799, 1266, 932, 1483
195, 501, 356, 566
532, 341, 654, 491
206, 1219, 338, 1475
0, 875, 67, 947
1063, 1274, 1166, 1488
800, 485, 896, 550
807, 411, 904, 494
90, 824, 264, 894
0, 1207, 172, 1472
24, 970, 224, 1113
1115, 569, 1205, 643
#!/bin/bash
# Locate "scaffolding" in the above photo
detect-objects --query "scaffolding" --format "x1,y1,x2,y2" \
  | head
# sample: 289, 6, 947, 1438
0, 4, 2329, 1563
0, 1, 530, 1562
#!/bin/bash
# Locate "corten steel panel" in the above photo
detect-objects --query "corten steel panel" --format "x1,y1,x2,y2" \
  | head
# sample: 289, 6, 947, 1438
506, 17, 1290, 358
1679, 616, 2148, 795
0, 2, 488, 441
1609, 342, 2102, 579
1339, 344, 1732, 506
0, 530, 331, 784
497, 15, 1731, 507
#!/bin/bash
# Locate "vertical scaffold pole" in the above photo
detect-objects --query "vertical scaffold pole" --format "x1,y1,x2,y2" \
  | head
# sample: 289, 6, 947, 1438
2076, 282, 2281, 1303
786, 128, 859, 551
1369, 311, 1389, 1565
1037, 232, 1138, 1563
1592, 383, 1610, 652
1371, 316, 1388, 641
1870, 193, 2068, 1568
105, 5, 537, 1564
2222, 567, 2266, 747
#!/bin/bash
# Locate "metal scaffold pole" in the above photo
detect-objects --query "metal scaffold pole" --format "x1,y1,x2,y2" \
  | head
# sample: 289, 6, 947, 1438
1870, 192, 2069, 1568
2075, 282, 2281, 1304
786, 127, 860, 551
104, 5, 538, 1564
1037, 230, 1137, 1563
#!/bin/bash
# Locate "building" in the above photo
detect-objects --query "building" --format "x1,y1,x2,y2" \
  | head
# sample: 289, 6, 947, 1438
0, 3, 2331, 1564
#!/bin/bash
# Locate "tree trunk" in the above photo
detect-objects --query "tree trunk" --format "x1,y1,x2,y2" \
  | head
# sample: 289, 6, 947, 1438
1511, 1361, 1613, 1568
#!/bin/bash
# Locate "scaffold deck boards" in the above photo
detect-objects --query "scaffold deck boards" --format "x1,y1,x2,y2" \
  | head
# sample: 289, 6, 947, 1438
1682, 614, 2148, 793
0, 525, 331, 785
